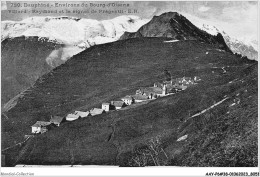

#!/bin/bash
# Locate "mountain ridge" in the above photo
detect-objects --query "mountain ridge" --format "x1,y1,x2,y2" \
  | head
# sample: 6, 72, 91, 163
1, 15, 149, 45
2, 13, 257, 60
120, 12, 231, 53
199, 24, 258, 60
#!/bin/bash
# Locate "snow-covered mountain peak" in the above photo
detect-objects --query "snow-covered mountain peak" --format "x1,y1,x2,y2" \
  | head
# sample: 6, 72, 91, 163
200, 24, 258, 60
1, 15, 150, 70
2, 13, 257, 60
1, 15, 149, 45
201, 24, 221, 36
180, 13, 257, 60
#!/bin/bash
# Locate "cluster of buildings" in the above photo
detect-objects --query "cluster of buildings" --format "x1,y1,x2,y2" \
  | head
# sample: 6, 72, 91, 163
31, 116, 65, 134
31, 76, 201, 134
132, 76, 201, 102
30, 103, 127, 134
31, 109, 106, 134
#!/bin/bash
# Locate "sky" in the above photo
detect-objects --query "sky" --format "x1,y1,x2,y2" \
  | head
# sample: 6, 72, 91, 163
1, 1, 258, 40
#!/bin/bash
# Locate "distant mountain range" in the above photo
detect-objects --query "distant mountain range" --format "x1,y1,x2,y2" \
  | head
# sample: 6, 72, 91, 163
2, 13, 257, 61
1, 12, 257, 105
1, 15, 149, 105
1, 15, 149, 46
199, 24, 258, 60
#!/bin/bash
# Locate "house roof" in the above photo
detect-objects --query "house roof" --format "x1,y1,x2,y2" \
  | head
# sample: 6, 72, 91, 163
181, 85, 188, 89
166, 84, 180, 90
74, 111, 90, 117
111, 101, 125, 107
121, 95, 133, 100
66, 114, 80, 119
170, 84, 184, 88
31, 121, 51, 127
163, 81, 172, 84
132, 94, 149, 100
102, 103, 110, 106
154, 82, 161, 85
183, 77, 192, 80
143, 87, 163, 94
173, 77, 192, 81
50, 116, 64, 124
90, 108, 104, 115
154, 82, 162, 87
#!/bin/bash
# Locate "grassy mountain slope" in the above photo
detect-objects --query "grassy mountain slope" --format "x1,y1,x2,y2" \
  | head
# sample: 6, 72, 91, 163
2, 37, 257, 166
172, 64, 258, 167
1, 37, 61, 105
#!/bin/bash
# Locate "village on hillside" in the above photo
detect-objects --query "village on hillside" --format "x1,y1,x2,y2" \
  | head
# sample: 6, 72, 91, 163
30, 76, 201, 135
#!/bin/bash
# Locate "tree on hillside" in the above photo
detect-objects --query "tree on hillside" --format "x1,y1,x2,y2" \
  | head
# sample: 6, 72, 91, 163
164, 70, 171, 81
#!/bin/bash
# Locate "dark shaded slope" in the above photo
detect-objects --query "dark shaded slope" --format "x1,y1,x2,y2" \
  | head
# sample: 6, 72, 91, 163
120, 12, 231, 52
2, 38, 256, 166
171, 63, 258, 167
1, 37, 62, 105
13, 62, 257, 167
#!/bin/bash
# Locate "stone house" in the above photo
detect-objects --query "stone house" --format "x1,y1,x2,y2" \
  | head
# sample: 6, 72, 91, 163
90, 108, 105, 116
102, 103, 110, 112
66, 114, 80, 121
121, 95, 134, 105
31, 121, 52, 134
111, 101, 126, 110
74, 111, 90, 118
50, 116, 64, 126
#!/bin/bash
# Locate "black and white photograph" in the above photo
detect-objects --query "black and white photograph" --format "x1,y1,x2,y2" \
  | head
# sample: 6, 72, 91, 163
1, 0, 259, 176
